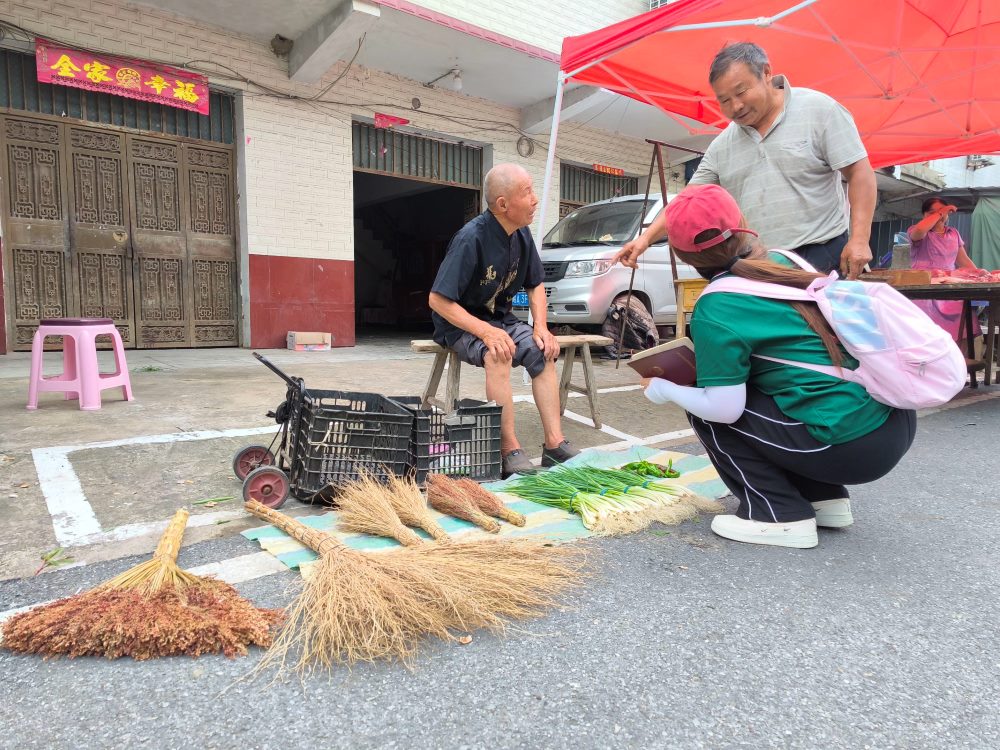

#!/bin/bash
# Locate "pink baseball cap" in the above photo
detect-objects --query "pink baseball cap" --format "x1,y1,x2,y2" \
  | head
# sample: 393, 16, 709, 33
665, 184, 758, 252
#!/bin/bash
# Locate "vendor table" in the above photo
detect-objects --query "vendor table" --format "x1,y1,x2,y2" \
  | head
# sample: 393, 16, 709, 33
892, 283, 1000, 388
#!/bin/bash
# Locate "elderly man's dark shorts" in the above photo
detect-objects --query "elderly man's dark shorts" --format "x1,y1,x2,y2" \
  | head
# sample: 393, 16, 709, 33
450, 320, 548, 379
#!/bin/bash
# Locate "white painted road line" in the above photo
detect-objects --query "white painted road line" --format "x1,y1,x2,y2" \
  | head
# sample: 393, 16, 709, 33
588, 384, 643, 394
188, 550, 290, 583
32, 425, 278, 548
32, 446, 102, 545
561, 409, 639, 442
40, 425, 281, 453
593, 428, 697, 453
71, 509, 250, 547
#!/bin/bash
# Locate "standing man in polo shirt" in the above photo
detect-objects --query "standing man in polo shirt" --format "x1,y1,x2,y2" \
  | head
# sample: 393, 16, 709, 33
617, 41, 877, 279
428, 163, 579, 477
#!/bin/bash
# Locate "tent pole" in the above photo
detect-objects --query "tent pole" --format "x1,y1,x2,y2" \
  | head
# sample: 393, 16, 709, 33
523, 73, 565, 385
534, 71, 566, 242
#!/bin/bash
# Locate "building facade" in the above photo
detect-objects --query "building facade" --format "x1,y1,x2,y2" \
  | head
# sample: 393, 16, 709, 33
0, 0, 696, 353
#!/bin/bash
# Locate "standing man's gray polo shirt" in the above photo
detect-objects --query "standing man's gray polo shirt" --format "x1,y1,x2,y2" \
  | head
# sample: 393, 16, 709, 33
689, 75, 868, 250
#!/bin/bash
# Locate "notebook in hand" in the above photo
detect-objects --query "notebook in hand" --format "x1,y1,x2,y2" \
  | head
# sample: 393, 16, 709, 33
626, 337, 697, 385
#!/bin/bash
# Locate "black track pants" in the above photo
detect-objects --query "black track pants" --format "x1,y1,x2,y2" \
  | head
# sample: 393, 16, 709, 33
688, 387, 916, 523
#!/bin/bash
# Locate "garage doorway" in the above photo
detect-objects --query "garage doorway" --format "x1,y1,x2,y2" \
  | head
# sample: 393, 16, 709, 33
351, 122, 482, 334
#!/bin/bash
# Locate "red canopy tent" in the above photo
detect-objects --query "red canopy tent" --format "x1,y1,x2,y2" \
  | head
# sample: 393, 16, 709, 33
537, 0, 1000, 233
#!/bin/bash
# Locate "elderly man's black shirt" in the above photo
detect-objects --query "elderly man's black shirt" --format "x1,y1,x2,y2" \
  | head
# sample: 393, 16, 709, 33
431, 210, 544, 346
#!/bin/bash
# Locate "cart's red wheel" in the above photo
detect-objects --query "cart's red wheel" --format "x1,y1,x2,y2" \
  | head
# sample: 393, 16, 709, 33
232, 445, 275, 481
243, 466, 290, 509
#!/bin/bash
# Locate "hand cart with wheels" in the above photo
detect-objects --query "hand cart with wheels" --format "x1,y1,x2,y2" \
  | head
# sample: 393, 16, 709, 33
232, 353, 413, 508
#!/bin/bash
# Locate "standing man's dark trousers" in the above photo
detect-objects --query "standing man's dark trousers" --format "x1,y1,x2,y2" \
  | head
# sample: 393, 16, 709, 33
793, 231, 848, 274
688, 387, 916, 523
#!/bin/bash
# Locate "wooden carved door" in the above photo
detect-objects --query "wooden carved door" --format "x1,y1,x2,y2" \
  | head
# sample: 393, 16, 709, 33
66, 125, 134, 345
127, 134, 189, 347
2, 116, 238, 351
1, 115, 70, 349
185, 144, 238, 346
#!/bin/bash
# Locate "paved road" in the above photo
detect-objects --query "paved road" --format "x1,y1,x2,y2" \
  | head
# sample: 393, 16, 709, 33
2, 397, 998, 749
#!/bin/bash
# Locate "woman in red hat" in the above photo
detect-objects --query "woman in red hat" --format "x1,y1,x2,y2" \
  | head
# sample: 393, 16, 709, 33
640, 184, 916, 549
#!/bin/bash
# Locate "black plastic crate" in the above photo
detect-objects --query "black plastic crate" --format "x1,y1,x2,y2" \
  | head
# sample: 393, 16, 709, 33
390, 397, 502, 486
287, 389, 413, 501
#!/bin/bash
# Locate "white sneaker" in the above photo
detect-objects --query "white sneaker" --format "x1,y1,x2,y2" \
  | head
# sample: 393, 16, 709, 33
811, 498, 853, 528
710, 514, 818, 549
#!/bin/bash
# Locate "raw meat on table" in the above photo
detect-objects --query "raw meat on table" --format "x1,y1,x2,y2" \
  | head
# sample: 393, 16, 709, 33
929, 268, 1000, 284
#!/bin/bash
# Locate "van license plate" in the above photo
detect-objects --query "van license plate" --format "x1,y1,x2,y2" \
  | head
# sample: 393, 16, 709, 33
512, 291, 529, 308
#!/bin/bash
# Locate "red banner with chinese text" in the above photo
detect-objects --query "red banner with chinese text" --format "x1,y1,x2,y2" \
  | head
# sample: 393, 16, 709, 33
374, 113, 410, 129
35, 39, 210, 116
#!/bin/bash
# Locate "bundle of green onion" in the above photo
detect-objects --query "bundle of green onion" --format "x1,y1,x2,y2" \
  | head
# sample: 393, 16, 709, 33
504, 465, 721, 535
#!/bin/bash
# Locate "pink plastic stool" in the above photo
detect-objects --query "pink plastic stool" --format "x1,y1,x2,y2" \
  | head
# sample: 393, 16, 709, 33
27, 318, 134, 411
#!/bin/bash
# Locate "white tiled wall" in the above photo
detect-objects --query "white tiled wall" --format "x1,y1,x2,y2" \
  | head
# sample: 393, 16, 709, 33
411, 0, 650, 53
3, 0, 675, 264
929, 157, 1000, 189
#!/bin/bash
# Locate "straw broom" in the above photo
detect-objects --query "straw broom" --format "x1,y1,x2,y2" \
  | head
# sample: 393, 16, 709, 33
355, 478, 590, 625
384, 473, 449, 541
246, 500, 455, 671
426, 474, 501, 533
244, 500, 587, 673
453, 477, 526, 527
336, 469, 425, 546
2, 510, 280, 660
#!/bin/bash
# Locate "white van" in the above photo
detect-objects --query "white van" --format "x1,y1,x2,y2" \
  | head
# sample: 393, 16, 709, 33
513, 193, 699, 332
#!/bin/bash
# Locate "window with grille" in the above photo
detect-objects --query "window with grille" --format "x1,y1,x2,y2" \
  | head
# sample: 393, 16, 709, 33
559, 162, 638, 214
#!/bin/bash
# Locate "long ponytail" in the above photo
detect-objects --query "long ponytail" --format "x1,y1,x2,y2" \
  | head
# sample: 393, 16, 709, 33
676, 235, 844, 368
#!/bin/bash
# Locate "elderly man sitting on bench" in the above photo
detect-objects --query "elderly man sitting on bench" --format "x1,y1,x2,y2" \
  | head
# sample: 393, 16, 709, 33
428, 163, 579, 477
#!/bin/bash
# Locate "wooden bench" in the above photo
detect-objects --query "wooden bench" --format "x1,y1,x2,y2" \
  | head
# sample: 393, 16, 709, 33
410, 334, 613, 427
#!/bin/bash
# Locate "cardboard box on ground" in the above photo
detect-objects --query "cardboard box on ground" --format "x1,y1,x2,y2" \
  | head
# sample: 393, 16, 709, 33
287, 331, 332, 351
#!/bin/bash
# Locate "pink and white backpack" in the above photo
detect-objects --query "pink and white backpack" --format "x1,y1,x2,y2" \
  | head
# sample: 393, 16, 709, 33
699, 271, 967, 410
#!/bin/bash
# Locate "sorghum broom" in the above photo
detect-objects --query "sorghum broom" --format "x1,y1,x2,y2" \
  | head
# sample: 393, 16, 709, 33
244, 500, 588, 673
384, 473, 449, 541
335, 469, 425, 546
453, 477, 526, 527
2, 509, 281, 660
426, 473, 501, 533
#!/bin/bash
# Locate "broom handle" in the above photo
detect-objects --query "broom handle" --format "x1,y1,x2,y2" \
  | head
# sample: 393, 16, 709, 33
153, 509, 190, 562
245, 500, 345, 557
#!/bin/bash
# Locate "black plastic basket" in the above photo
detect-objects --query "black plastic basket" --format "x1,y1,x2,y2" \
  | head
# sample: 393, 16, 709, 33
390, 397, 502, 486
287, 389, 413, 501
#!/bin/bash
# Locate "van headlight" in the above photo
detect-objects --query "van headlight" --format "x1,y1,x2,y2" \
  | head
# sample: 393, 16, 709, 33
565, 259, 615, 277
